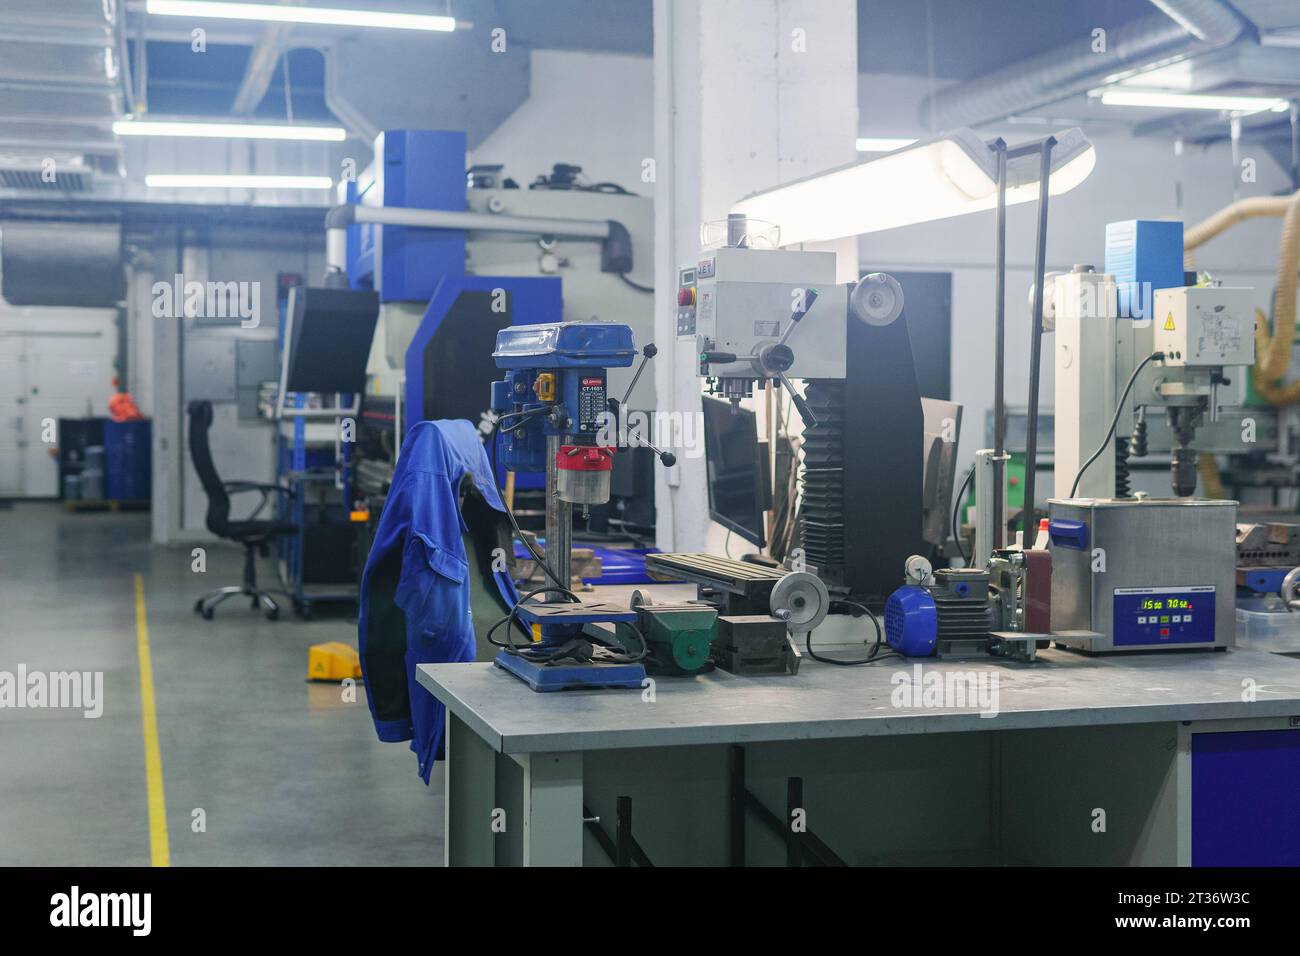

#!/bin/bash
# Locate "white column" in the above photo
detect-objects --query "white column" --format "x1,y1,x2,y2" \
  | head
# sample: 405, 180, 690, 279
652, 0, 859, 551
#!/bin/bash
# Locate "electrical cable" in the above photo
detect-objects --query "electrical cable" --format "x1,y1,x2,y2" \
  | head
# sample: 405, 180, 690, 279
488, 410, 567, 591
804, 599, 899, 666
488, 584, 649, 666
484, 414, 650, 667
487, 584, 578, 651
1070, 351, 1165, 498
617, 273, 653, 294
952, 465, 975, 565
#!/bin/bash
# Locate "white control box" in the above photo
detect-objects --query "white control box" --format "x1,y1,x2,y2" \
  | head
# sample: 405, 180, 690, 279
1153, 286, 1255, 368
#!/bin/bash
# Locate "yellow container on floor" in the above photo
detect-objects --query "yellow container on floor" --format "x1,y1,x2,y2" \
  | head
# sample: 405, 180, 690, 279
308, 642, 362, 682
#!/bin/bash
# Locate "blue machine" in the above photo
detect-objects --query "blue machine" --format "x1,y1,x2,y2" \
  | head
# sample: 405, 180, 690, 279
884, 585, 939, 657
1104, 219, 1185, 320
341, 129, 563, 490
488, 321, 650, 691
345, 130, 467, 303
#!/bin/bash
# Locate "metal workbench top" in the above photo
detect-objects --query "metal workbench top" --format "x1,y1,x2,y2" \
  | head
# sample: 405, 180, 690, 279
416, 648, 1300, 755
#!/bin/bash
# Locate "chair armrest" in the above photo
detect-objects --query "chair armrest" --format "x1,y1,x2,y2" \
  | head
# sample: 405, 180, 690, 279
224, 481, 295, 498
223, 481, 294, 521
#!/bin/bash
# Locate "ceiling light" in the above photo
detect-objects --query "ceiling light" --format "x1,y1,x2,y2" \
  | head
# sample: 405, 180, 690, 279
115, 120, 347, 142
855, 137, 918, 152
144, 1, 456, 32
733, 127, 1095, 244
1097, 89, 1289, 113
145, 174, 334, 189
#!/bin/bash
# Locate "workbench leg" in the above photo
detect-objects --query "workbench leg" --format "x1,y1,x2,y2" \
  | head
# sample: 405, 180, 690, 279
517, 751, 584, 867
444, 712, 497, 867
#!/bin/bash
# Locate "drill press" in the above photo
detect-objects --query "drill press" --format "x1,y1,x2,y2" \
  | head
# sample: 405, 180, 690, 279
489, 321, 675, 691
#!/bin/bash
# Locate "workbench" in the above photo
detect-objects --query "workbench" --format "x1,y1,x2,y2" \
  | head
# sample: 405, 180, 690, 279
418, 639, 1300, 866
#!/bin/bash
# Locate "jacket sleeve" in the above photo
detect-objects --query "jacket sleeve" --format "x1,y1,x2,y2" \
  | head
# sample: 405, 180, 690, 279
358, 473, 415, 743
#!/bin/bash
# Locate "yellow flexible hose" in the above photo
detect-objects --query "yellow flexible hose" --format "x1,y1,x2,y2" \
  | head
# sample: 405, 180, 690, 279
1184, 191, 1300, 399
1181, 192, 1300, 498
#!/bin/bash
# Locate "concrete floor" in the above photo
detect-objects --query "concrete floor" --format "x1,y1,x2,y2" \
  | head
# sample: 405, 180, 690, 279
0, 502, 442, 866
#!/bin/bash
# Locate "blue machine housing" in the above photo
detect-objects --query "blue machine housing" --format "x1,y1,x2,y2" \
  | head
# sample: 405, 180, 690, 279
490, 321, 634, 473
346, 130, 467, 302
1104, 219, 1185, 321
884, 585, 939, 657
343, 129, 569, 495
492, 321, 636, 370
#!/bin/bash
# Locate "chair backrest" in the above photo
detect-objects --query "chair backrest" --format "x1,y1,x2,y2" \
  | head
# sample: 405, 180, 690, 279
186, 400, 230, 536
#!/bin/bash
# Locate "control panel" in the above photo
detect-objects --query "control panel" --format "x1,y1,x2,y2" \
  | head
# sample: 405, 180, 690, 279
676, 267, 697, 336
1112, 586, 1215, 647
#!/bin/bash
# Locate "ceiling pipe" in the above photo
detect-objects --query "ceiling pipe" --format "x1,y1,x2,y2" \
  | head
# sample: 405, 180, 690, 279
920, 0, 1250, 130
230, 0, 307, 115
320, 42, 379, 145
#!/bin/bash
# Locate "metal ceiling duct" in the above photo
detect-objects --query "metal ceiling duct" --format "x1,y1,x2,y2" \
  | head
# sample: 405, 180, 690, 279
920, 0, 1249, 130
0, 220, 126, 306
0, 0, 126, 182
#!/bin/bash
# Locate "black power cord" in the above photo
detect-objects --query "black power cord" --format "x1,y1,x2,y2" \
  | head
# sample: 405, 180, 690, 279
484, 415, 650, 668
488, 409, 568, 591
617, 273, 653, 294
489, 584, 649, 666
1070, 351, 1165, 498
804, 600, 899, 666
952, 465, 975, 565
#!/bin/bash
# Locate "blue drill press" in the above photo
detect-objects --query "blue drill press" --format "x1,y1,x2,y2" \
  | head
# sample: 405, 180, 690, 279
489, 322, 672, 691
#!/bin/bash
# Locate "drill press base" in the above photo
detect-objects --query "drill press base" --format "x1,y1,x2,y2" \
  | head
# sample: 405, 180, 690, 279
493, 600, 648, 692
493, 651, 647, 692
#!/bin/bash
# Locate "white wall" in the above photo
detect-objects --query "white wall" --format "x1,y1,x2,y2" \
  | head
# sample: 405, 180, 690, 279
857, 71, 1295, 503
469, 50, 655, 193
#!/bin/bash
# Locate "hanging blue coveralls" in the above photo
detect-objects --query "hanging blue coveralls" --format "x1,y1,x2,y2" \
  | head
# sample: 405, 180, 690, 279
358, 419, 517, 782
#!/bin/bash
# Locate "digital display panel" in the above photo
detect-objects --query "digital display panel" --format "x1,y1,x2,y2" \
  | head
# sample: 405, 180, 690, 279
1112, 586, 1215, 647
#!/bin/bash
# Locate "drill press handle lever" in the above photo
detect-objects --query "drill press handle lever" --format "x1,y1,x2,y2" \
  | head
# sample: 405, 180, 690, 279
609, 346, 677, 468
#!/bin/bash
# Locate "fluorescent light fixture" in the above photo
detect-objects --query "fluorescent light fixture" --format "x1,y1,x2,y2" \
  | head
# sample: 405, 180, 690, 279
1098, 89, 1289, 113
144, 1, 456, 32
114, 119, 347, 142
855, 137, 918, 152
733, 127, 1095, 245
145, 174, 334, 189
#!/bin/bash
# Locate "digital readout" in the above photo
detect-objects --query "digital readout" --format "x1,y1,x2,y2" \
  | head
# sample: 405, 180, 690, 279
1139, 597, 1192, 611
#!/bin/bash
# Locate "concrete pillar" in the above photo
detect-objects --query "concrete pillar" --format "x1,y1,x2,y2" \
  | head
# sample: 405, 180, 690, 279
652, 0, 859, 551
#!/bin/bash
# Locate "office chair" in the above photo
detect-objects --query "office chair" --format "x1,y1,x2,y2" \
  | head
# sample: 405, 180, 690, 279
187, 400, 297, 621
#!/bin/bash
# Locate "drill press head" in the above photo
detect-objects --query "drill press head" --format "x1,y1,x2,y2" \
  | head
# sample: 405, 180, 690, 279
489, 321, 636, 502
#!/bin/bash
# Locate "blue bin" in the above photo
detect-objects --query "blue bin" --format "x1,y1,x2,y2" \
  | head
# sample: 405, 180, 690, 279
104, 419, 151, 501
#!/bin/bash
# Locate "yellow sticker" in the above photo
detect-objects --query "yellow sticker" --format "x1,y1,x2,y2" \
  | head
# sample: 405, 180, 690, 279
1163, 313, 1176, 331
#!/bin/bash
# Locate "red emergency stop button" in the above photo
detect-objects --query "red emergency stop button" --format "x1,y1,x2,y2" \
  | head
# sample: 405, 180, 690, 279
677, 287, 695, 307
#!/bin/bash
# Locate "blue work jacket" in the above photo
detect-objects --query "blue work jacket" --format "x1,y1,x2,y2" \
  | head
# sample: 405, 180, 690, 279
358, 419, 517, 782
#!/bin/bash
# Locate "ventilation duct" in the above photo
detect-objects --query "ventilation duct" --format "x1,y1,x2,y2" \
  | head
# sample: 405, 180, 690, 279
921, 0, 1249, 130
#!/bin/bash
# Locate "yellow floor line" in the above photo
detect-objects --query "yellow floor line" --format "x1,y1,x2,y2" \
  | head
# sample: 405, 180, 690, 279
133, 572, 170, 867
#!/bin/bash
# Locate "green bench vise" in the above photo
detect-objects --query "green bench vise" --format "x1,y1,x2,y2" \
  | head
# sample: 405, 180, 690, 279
631, 593, 717, 676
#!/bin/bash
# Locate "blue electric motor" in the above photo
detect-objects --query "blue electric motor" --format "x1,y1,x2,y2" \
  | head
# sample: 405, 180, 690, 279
885, 569, 994, 657
884, 585, 939, 657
